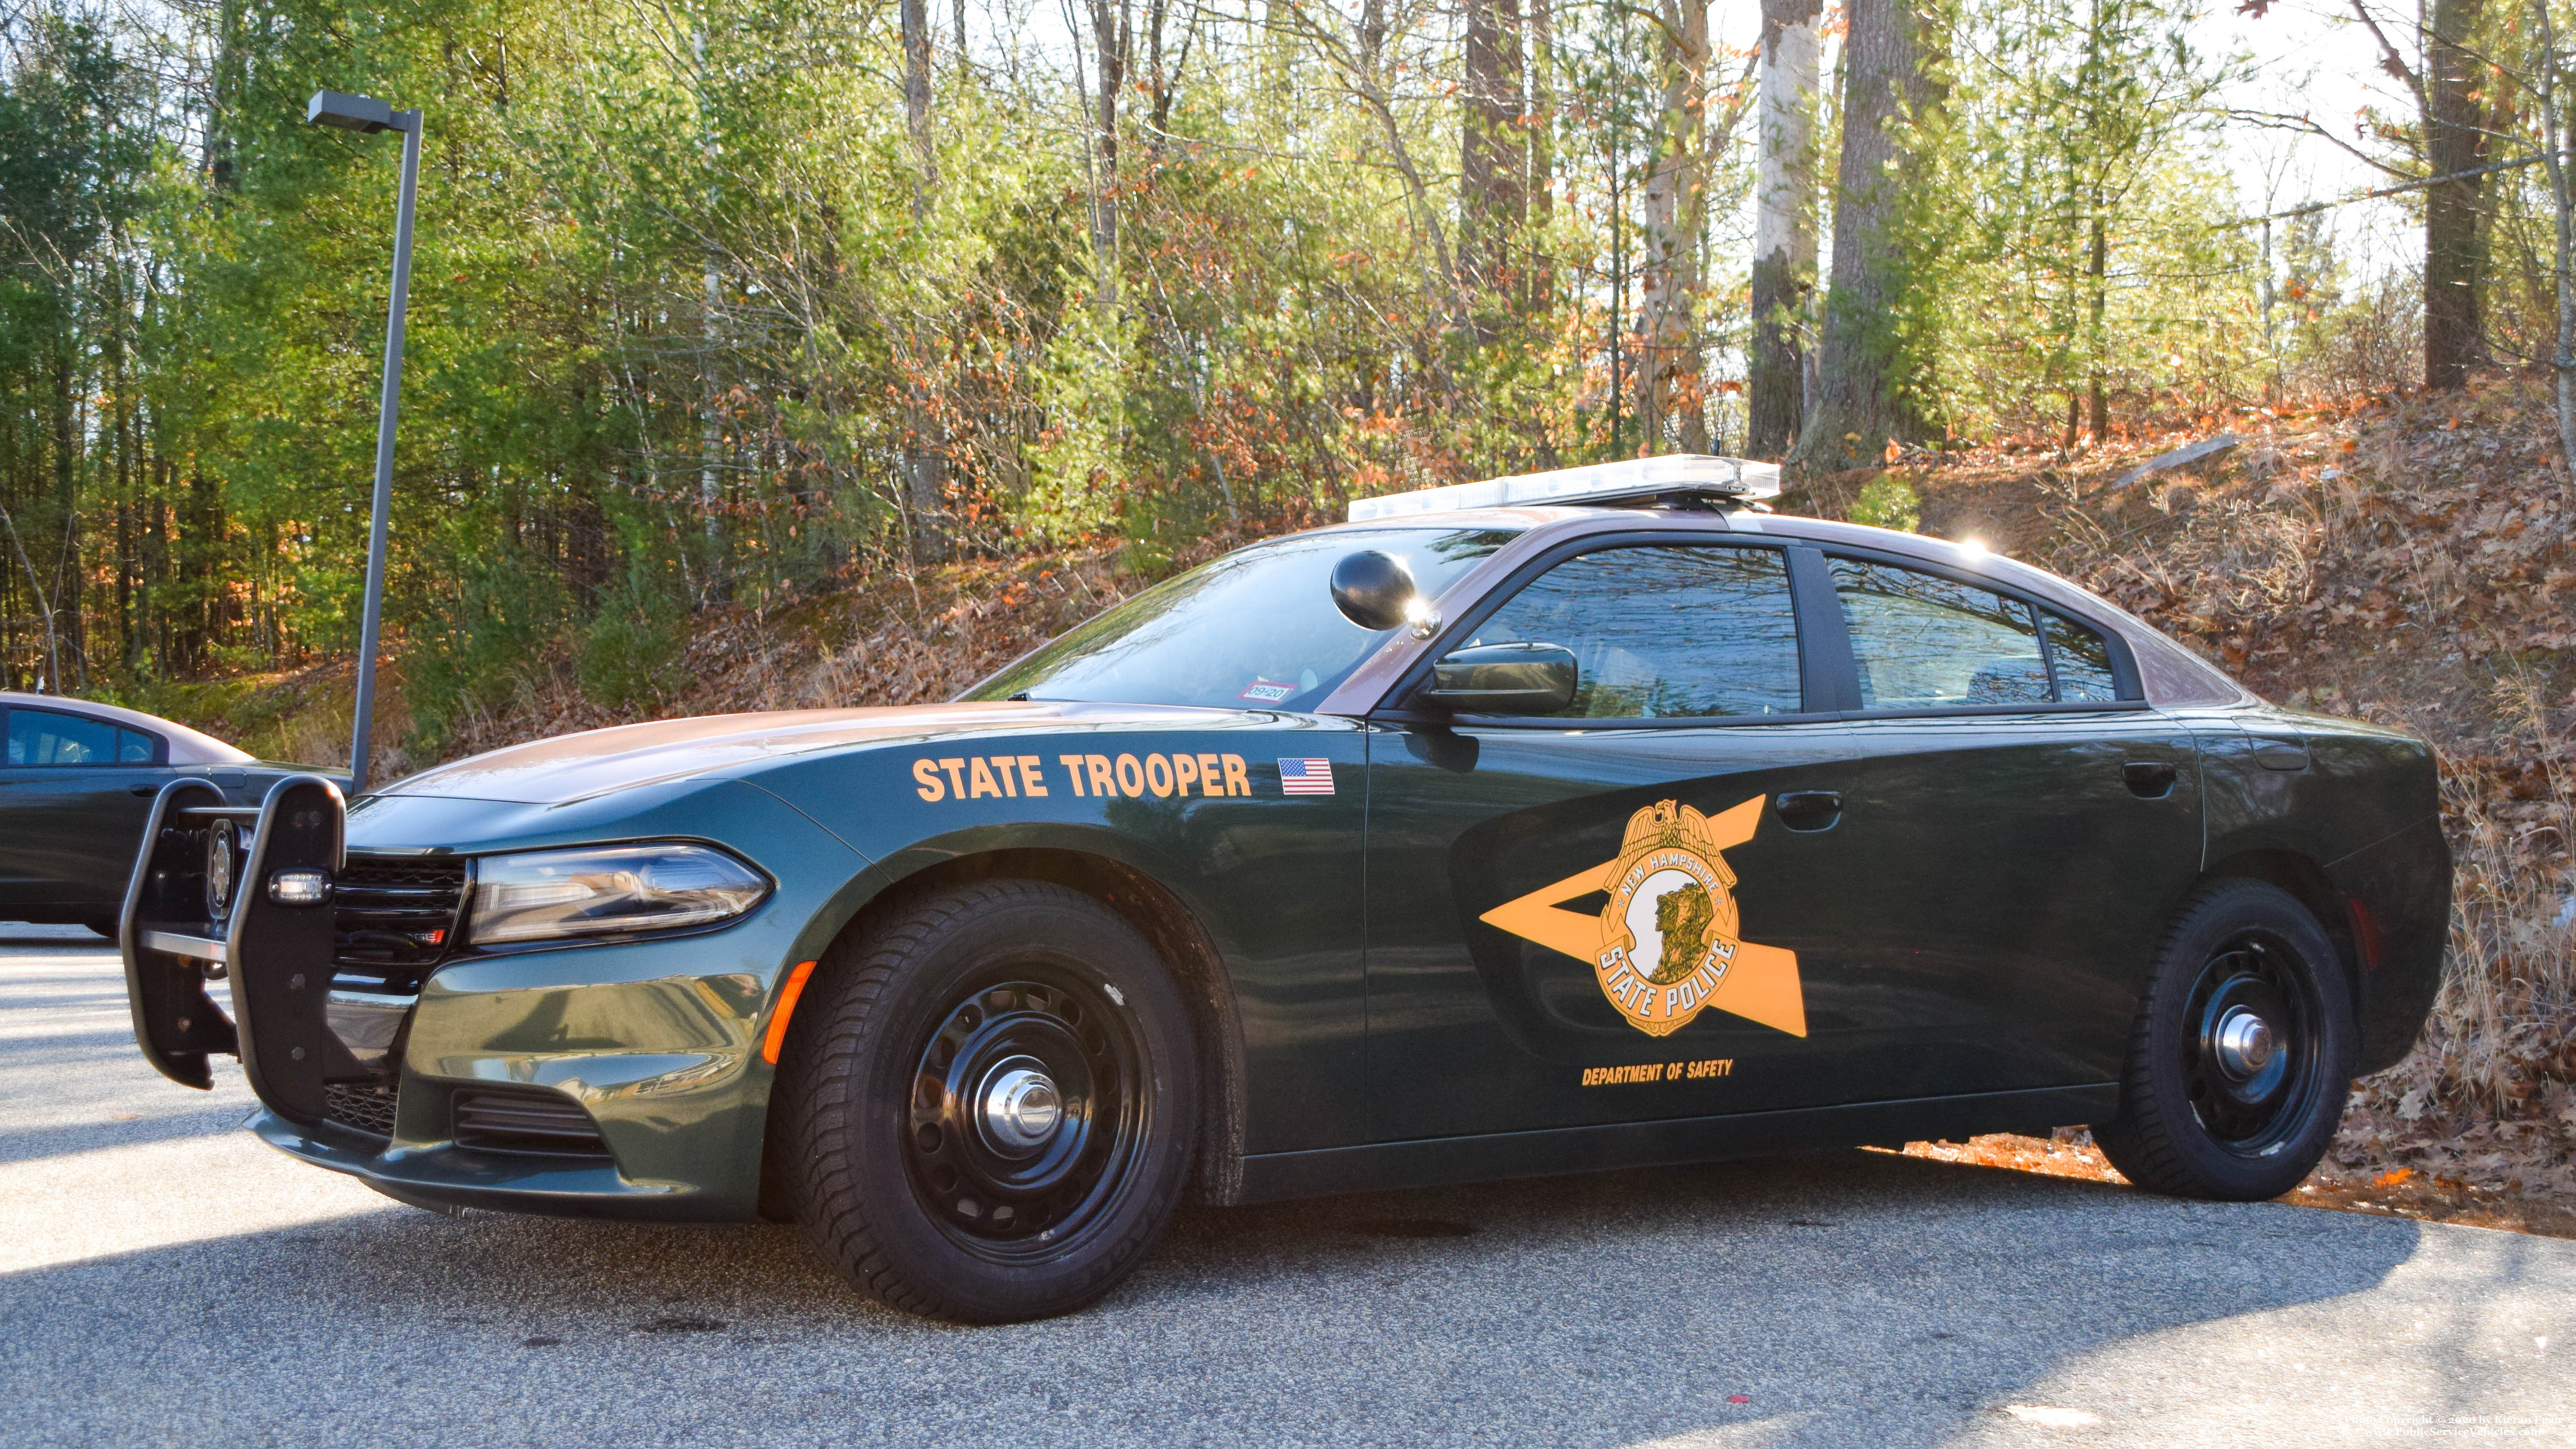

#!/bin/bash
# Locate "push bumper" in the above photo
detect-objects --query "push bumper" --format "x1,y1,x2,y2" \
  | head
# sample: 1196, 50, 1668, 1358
121, 775, 866, 1223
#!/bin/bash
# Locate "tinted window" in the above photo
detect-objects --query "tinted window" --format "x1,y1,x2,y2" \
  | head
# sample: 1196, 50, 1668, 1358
1463, 545, 1803, 718
1830, 558, 2051, 709
969, 527, 1519, 711
2042, 611, 2121, 701
6, 708, 150, 766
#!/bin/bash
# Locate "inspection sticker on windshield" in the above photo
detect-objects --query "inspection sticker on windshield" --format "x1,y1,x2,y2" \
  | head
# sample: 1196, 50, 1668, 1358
1238, 679, 1297, 703
1277, 758, 1336, 796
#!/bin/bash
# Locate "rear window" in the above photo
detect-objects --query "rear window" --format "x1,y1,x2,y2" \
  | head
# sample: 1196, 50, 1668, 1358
1829, 558, 2052, 709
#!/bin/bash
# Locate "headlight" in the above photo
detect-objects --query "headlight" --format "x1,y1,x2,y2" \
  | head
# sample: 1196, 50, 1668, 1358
467, 843, 769, 945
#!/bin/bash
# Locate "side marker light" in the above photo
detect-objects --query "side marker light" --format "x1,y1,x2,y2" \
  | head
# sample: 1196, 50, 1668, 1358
267, 869, 333, 906
761, 961, 820, 1065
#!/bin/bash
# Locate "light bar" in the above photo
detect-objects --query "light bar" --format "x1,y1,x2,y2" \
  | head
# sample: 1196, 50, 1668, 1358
1347, 455, 1782, 523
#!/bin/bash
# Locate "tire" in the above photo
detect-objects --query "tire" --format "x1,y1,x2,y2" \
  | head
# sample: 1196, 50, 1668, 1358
776, 880, 1200, 1323
2092, 879, 2355, 1201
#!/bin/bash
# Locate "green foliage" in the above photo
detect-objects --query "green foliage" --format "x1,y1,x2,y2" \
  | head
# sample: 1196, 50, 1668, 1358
0, 0, 2393, 755
1849, 475, 1923, 532
402, 513, 570, 751
1898, 0, 2253, 439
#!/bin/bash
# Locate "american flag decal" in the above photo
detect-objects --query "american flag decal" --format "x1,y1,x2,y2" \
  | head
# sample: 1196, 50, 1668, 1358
1276, 757, 1335, 796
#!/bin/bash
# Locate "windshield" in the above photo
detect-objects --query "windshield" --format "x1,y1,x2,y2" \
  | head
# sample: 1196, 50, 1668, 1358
966, 527, 1521, 711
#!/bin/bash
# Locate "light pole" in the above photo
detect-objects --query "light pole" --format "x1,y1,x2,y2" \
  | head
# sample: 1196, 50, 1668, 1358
305, 89, 420, 796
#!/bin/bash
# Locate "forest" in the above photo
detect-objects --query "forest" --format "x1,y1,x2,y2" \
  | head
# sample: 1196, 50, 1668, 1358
0, 0, 2559, 748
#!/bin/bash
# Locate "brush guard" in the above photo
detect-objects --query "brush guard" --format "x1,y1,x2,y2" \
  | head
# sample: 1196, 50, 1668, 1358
120, 774, 363, 1127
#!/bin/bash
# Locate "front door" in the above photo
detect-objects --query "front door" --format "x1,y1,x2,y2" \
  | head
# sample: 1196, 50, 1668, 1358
0, 705, 167, 918
1364, 539, 1869, 1142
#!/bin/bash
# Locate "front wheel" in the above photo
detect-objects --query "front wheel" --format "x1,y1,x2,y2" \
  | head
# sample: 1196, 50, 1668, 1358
776, 880, 1199, 1322
2092, 879, 2355, 1201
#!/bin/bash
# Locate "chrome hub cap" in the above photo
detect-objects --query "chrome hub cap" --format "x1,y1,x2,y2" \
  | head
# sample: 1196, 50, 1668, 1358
2212, 1008, 2275, 1079
979, 1062, 1062, 1155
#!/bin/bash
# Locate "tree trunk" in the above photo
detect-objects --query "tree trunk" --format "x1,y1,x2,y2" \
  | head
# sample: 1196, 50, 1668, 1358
1749, 0, 1821, 456
1789, 0, 1941, 471
1087, 0, 1130, 310
902, 0, 937, 218
901, 0, 946, 546
1526, 0, 1555, 313
52, 336, 82, 688
2083, 206, 2109, 439
1639, 0, 1710, 451
1458, 0, 1526, 305
2536, 5, 2576, 487
2426, 0, 2489, 391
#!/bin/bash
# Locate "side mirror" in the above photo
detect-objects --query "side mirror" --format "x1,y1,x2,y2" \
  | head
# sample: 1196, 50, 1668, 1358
1421, 642, 1578, 715
1330, 550, 1432, 634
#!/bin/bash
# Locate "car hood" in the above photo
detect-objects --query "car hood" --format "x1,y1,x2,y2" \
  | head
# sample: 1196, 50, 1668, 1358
375, 701, 1245, 805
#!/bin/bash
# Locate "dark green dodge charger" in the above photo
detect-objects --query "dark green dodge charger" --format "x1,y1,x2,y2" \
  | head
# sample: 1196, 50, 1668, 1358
121, 456, 2449, 1323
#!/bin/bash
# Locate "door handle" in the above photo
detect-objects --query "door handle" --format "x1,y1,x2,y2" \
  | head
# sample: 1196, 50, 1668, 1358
1773, 790, 1843, 830
130, 783, 159, 797
2122, 762, 2177, 799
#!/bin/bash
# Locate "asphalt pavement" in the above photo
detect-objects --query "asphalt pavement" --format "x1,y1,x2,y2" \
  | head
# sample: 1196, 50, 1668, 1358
3, 928, 2569, 1448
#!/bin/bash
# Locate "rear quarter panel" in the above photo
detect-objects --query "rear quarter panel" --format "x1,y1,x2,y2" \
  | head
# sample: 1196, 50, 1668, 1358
2189, 705, 2448, 1074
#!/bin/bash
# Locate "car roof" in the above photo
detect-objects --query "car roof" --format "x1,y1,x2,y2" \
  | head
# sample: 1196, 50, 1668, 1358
0, 691, 257, 765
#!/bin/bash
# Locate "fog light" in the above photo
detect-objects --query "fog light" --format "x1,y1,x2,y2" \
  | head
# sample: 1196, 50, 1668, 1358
267, 868, 332, 906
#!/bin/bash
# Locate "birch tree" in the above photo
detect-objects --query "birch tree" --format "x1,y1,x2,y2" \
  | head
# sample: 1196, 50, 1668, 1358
1749, 0, 1822, 455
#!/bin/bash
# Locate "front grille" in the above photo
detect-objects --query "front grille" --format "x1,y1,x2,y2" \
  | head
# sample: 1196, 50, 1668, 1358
333, 854, 468, 993
452, 1087, 611, 1157
324, 1082, 401, 1137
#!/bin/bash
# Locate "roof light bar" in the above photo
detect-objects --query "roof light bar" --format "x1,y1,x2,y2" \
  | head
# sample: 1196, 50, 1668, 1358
1347, 454, 1782, 523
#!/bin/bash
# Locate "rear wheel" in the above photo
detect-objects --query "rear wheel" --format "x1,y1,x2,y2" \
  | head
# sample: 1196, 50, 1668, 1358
776, 880, 1198, 1322
2093, 879, 2354, 1201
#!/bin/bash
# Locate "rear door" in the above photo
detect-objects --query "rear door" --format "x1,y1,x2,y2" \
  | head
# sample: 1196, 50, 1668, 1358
1363, 537, 1870, 1141
1814, 551, 2204, 1092
0, 706, 170, 918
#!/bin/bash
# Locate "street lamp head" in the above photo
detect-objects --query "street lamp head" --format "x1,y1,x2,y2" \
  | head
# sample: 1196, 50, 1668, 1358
306, 90, 406, 134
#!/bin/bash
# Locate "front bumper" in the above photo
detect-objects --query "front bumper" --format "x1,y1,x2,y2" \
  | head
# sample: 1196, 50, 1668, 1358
253, 1108, 712, 1219
124, 776, 873, 1223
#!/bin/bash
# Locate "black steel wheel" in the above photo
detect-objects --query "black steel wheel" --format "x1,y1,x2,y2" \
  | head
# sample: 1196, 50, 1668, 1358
2094, 879, 2354, 1201
902, 975, 1151, 1261
775, 880, 1198, 1322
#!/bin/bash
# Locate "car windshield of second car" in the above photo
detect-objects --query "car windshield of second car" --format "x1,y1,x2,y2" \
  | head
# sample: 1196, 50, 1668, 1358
968, 527, 1521, 711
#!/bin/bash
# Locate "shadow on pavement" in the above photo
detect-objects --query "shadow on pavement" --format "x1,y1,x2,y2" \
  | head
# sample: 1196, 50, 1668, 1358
0, 1141, 2422, 1448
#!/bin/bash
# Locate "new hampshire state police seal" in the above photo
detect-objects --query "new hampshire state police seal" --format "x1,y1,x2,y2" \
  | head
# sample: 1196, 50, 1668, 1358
1479, 794, 1807, 1039
1595, 801, 1742, 1036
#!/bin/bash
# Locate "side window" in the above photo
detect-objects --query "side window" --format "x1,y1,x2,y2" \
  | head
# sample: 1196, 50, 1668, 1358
2041, 611, 2122, 701
6, 708, 130, 765
1829, 557, 2051, 709
121, 728, 160, 763
1464, 545, 1804, 718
